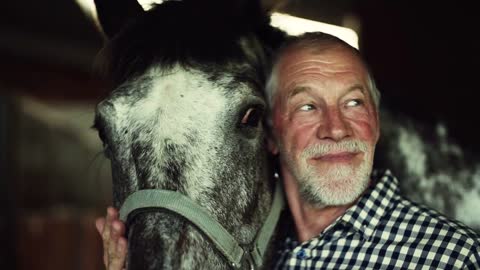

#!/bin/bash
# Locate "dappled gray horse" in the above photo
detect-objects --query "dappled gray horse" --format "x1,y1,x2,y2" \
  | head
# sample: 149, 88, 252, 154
376, 110, 480, 231
92, 0, 285, 269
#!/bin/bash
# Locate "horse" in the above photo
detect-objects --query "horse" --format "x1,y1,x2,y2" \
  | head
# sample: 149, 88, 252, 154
91, 0, 480, 268
376, 109, 480, 231
92, 0, 286, 269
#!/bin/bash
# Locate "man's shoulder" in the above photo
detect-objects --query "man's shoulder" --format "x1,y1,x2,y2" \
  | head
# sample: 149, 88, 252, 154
373, 169, 480, 250
387, 188, 480, 252
399, 195, 477, 232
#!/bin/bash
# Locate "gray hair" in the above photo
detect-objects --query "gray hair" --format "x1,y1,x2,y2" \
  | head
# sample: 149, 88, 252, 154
265, 32, 381, 110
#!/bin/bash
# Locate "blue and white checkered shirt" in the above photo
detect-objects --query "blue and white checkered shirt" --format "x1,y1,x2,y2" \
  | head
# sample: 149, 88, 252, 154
275, 169, 480, 269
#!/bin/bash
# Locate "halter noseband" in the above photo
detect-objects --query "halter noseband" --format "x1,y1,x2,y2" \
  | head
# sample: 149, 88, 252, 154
119, 182, 285, 269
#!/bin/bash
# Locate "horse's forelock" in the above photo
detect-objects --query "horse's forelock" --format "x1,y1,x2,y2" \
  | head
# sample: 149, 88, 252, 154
95, 0, 274, 87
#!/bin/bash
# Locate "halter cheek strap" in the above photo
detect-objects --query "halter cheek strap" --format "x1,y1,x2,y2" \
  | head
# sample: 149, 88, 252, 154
119, 182, 285, 269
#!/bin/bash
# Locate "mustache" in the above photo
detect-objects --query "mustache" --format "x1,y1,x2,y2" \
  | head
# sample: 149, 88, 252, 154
301, 140, 368, 158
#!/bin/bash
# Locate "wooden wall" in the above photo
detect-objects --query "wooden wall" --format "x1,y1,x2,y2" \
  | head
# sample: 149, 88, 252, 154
1, 54, 110, 269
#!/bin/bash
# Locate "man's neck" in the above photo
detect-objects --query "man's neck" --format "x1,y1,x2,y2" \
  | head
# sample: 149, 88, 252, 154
282, 173, 354, 243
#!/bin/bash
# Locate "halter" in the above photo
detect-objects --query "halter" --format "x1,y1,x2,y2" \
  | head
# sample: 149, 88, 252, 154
119, 182, 285, 269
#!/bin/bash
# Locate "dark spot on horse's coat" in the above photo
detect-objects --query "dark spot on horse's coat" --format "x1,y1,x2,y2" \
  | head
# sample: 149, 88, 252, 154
184, 130, 198, 147
161, 139, 186, 190
180, 94, 184, 97
131, 140, 154, 188
128, 216, 165, 269
174, 222, 189, 257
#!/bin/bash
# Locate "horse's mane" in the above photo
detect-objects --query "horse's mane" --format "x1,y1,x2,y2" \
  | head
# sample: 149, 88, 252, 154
97, 0, 285, 87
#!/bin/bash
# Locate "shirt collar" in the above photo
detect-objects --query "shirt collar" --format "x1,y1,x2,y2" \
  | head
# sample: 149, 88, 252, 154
281, 169, 400, 249
339, 169, 399, 240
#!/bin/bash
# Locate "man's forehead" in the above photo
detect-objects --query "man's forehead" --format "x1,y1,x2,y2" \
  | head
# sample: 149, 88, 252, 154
281, 43, 361, 66
270, 42, 371, 105
277, 50, 367, 85
285, 82, 368, 101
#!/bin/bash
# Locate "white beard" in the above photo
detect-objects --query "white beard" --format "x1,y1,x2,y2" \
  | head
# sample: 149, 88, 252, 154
283, 140, 373, 208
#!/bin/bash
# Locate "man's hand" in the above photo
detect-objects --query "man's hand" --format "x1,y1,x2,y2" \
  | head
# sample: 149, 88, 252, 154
95, 207, 128, 270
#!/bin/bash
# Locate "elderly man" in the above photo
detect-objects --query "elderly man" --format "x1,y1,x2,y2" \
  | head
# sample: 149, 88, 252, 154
97, 32, 480, 269
267, 32, 480, 269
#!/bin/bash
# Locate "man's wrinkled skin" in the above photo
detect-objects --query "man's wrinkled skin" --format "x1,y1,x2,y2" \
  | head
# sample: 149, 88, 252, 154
267, 44, 380, 242
95, 208, 127, 270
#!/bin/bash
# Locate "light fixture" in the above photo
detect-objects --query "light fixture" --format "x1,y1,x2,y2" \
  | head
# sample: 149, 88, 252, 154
270, 12, 359, 49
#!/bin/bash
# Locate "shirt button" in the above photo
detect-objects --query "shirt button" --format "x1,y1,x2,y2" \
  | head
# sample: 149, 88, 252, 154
297, 249, 307, 259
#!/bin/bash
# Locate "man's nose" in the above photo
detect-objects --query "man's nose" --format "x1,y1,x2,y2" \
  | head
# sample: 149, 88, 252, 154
317, 107, 351, 141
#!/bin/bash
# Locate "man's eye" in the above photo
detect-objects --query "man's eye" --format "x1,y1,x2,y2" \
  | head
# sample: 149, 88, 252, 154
299, 104, 315, 111
346, 99, 363, 107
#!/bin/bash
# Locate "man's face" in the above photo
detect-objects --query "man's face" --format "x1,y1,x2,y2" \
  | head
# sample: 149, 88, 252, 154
270, 45, 380, 207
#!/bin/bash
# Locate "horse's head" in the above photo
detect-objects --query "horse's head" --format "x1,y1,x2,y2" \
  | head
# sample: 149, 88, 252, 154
92, 0, 285, 268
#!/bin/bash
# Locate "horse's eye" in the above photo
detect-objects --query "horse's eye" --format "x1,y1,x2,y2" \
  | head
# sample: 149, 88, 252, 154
241, 107, 263, 127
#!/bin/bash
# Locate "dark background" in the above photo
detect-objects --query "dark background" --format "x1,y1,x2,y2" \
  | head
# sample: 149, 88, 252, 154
1, 0, 478, 269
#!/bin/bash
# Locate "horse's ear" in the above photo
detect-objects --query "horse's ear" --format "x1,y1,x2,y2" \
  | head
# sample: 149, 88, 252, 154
255, 0, 289, 52
93, 0, 144, 38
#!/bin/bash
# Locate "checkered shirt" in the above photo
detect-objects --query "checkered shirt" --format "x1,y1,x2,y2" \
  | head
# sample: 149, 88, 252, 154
275, 169, 480, 269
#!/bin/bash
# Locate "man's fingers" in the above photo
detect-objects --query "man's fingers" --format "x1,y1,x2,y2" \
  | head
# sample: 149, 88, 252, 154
108, 237, 128, 270
107, 210, 127, 269
102, 207, 119, 267
112, 220, 126, 237
97, 207, 127, 269
95, 216, 108, 266
103, 207, 117, 238
95, 217, 106, 234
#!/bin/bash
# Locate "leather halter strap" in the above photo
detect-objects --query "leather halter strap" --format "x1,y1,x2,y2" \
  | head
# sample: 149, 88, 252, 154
119, 182, 284, 269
